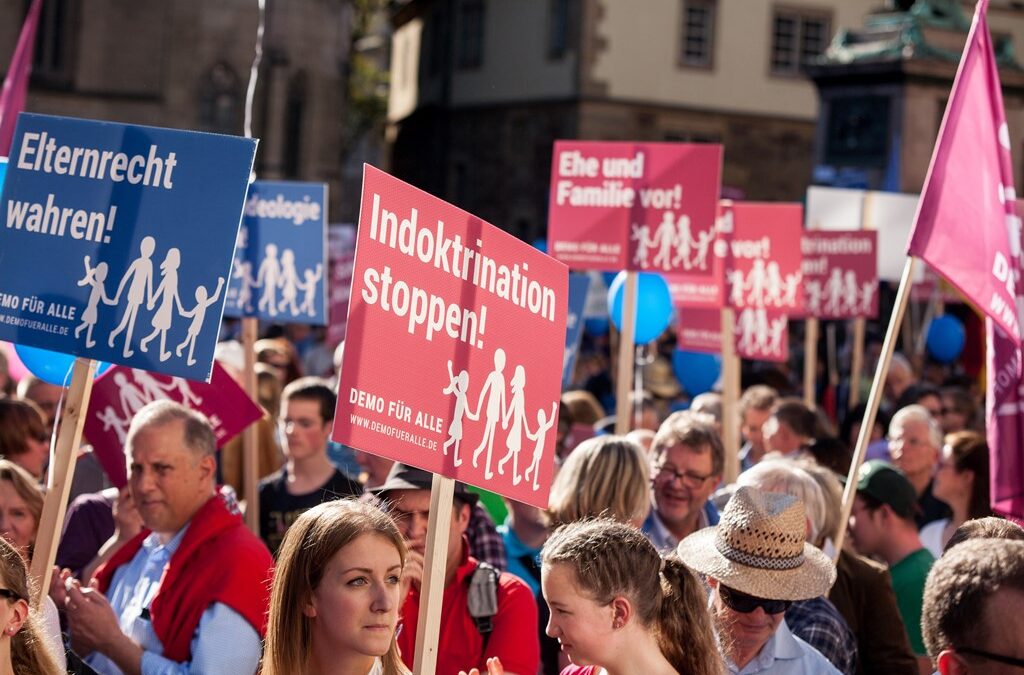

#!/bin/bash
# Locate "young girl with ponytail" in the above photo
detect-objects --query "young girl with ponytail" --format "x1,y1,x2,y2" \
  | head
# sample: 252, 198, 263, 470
540, 518, 723, 675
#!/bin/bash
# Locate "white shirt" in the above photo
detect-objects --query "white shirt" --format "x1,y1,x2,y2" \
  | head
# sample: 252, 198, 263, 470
725, 619, 842, 675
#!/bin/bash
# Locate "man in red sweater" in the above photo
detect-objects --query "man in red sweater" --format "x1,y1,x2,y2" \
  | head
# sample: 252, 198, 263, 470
375, 464, 539, 675
64, 400, 274, 675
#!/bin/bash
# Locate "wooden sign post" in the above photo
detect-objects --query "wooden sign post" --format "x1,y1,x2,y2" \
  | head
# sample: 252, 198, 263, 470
721, 308, 741, 484
412, 474, 455, 675
241, 317, 260, 534
803, 318, 819, 408
30, 358, 97, 605
614, 273, 638, 436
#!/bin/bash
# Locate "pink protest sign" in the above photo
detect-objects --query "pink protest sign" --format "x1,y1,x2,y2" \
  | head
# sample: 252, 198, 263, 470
667, 203, 728, 309
734, 307, 789, 362
547, 141, 722, 273
724, 203, 804, 313
326, 224, 356, 350
800, 231, 878, 319
677, 308, 722, 354
83, 362, 263, 487
334, 165, 568, 508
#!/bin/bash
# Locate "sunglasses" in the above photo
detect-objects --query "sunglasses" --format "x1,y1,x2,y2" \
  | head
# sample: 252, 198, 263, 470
718, 584, 791, 615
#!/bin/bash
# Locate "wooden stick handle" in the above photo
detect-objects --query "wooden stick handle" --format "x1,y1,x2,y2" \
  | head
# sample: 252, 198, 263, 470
242, 317, 260, 535
413, 474, 455, 675
833, 257, 918, 558
721, 308, 741, 484
31, 358, 97, 606
804, 318, 819, 408
614, 273, 638, 436
849, 318, 866, 409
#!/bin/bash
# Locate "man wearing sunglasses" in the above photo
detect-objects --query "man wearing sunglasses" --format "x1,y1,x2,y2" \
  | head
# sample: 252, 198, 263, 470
923, 538, 1024, 674
678, 486, 841, 674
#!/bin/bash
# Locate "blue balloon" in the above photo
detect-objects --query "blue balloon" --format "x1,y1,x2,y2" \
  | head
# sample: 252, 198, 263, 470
584, 316, 609, 336
926, 315, 966, 363
672, 350, 722, 396
607, 272, 673, 344
532, 239, 548, 254
15, 344, 112, 386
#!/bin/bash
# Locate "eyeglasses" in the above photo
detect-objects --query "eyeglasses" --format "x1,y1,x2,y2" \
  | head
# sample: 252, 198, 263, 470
718, 584, 791, 615
653, 464, 714, 489
957, 646, 1024, 668
0, 589, 23, 603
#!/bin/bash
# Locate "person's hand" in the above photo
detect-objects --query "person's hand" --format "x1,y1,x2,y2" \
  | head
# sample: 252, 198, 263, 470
65, 579, 122, 656
400, 549, 424, 599
48, 566, 72, 608
112, 487, 143, 541
459, 656, 505, 675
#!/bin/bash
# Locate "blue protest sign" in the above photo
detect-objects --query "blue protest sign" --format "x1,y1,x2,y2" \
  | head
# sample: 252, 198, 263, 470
562, 273, 591, 389
0, 114, 256, 380
224, 180, 328, 324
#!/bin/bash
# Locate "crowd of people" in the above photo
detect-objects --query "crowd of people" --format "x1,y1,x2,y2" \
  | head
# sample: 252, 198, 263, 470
0, 328, 1019, 675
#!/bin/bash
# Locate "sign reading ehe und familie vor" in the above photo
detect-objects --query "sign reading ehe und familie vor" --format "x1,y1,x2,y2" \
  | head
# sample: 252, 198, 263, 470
335, 165, 568, 508
225, 180, 328, 325
0, 114, 256, 380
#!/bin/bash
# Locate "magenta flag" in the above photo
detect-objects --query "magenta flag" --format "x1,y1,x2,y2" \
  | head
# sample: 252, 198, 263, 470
0, 0, 42, 157
906, 0, 1022, 345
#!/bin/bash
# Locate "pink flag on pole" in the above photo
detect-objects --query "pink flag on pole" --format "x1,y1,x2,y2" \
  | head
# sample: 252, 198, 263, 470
905, 0, 1022, 345
0, 0, 43, 156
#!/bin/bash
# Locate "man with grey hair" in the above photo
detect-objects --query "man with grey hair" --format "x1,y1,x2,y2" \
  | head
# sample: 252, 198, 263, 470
889, 404, 950, 527
642, 410, 722, 551
738, 460, 857, 674
64, 400, 273, 675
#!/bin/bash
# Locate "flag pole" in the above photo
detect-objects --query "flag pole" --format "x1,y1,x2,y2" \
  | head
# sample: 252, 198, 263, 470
833, 256, 918, 557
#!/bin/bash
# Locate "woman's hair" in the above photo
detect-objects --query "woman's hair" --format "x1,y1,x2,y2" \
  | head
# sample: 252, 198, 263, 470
263, 499, 410, 675
546, 436, 649, 527
940, 386, 978, 429
944, 430, 991, 520
0, 460, 43, 537
542, 519, 723, 675
0, 537, 62, 674
797, 460, 844, 549
0, 350, 14, 398
0, 400, 46, 459
561, 390, 606, 426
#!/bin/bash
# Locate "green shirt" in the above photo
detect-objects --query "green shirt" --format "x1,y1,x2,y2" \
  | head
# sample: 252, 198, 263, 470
889, 547, 935, 656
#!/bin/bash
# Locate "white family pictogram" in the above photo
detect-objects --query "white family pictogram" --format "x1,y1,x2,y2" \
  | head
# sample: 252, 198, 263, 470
232, 240, 324, 318
631, 212, 713, 271
735, 308, 787, 358
726, 262, 802, 309
77, 237, 224, 364
804, 267, 876, 316
95, 368, 204, 444
440, 349, 556, 490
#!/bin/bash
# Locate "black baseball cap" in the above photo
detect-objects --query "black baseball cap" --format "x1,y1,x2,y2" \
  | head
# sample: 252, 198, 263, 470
370, 463, 479, 506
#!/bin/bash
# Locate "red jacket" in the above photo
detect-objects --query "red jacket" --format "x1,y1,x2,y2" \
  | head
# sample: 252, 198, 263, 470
94, 495, 274, 663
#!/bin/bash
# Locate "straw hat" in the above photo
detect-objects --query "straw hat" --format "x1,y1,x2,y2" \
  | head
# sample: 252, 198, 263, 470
676, 486, 836, 601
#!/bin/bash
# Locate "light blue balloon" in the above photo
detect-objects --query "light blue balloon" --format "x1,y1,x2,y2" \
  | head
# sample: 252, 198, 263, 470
607, 271, 673, 344
672, 350, 721, 396
926, 315, 966, 363
14, 344, 112, 386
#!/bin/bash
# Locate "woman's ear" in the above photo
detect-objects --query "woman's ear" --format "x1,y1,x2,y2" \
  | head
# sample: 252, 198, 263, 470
610, 595, 632, 630
4, 599, 28, 637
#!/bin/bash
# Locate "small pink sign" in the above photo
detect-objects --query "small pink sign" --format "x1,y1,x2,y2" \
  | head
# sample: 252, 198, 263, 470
83, 362, 263, 487
734, 307, 789, 363
677, 308, 722, 353
800, 231, 878, 319
724, 203, 804, 314
548, 141, 722, 273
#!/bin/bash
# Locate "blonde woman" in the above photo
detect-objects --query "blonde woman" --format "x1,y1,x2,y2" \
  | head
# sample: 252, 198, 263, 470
263, 499, 410, 675
546, 436, 649, 528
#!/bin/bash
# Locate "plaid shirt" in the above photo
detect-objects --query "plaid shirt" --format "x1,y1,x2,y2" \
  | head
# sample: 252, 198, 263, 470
466, 502, 507, 571
785, 596, 858, 675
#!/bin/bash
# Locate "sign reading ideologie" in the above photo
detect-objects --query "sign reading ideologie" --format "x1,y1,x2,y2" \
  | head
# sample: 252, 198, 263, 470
547, 140, 722, 273
334, 165, 568, 508
225, 180, 328, 324
0, 114, 257, 380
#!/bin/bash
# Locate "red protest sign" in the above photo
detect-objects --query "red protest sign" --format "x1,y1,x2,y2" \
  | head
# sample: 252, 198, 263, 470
677, 308, 722, 353
83, 362, 263, 487
334, 166, 568, 508
724, 203, 804, 313
800, 231, 879, 319
667, 204, 729, 309
547, 141, 722, 273
734, 307, 789, 362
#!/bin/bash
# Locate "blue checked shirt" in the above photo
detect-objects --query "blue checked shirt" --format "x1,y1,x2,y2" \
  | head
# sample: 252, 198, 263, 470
84, 527, 262, 675
724, 618, 842, 675
784, 596, 858, 675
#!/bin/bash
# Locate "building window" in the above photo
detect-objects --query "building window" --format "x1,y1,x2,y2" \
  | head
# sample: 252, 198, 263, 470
770, 7, 831, 76
680, 0, 715, 68
198, 62, 242, 135
31, 0, 78, 88
549, 0, 577, 59
457, 0, 485, 69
